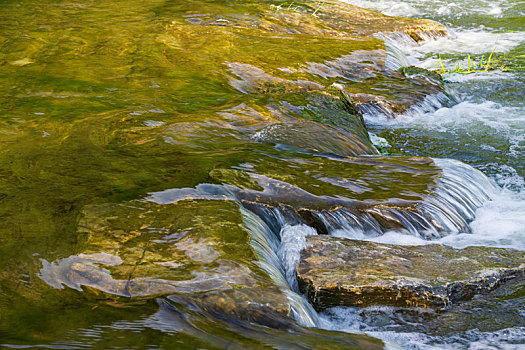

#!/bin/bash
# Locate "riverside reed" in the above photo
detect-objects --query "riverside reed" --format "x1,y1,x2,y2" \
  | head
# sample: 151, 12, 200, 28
433, 49, 524, 75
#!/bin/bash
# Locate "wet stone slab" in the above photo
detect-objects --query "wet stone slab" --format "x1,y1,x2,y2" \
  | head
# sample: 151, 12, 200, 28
166, 287, 295, 329
37, 199, 295, 325
297, 236, 525, 310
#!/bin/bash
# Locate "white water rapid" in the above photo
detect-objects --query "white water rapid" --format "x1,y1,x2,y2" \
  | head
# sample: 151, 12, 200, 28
284, 0, 525, 348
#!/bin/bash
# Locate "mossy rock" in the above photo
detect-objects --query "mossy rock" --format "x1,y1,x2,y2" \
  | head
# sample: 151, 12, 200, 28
297, 236, 525, 310
400, 65, 444, 87
252, 119, 377, 156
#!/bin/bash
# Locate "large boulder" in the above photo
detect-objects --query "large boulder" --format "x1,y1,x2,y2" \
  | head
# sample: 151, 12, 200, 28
297, 235, 525, 310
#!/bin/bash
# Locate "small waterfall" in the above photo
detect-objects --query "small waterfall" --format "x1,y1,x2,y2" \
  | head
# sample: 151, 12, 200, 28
240, 208, 320, 327
359, 91, 458, 120
400, 92, 451, 116
314, 205, 436, 238
241, 207, 286, 289
419, 158, 496, 234
376, 28, 453, 49
242, 158, 495, 240
315, 158, 495, 239
383, 39, 411, 70
242, 204, 305, 234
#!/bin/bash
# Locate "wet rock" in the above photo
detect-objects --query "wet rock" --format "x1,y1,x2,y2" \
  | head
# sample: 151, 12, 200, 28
167, 287, 294, 328
252, 119, 377, 156
297, 236, 525, 310
40, 200, 291, 308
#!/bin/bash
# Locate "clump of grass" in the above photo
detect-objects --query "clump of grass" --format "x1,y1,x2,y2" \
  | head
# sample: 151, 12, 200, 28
312, 2, 324, 17
433, 48, 514, 75
270, 1, 325, 17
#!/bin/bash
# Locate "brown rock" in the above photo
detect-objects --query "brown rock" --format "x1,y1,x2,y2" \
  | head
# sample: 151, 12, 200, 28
167, 287, 294, 328
297, 236, 525, 310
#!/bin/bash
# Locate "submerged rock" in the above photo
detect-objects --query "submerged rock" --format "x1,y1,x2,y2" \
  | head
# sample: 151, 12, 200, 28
252, 119, 377, 157
167, 287, 294, 329
37, 199, 297, 323
297, 236, 525, 310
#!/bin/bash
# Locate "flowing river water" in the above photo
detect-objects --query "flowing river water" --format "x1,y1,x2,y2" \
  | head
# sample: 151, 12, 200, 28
338, 0, 525, 257
323, 0, 525, 348
0, 0, 523, 349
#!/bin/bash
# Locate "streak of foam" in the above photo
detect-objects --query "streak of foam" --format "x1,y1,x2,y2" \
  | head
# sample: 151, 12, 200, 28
389, 101, 525, 162
404, 30, 525, 69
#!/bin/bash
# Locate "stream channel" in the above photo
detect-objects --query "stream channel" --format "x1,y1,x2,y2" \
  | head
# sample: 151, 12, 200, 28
321, 0, 525, 348
0, 0, 523, 349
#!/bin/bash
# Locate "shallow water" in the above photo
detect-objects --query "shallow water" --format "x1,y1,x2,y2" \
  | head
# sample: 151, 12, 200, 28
329, 0, 525, 348
0, 0, 523, 348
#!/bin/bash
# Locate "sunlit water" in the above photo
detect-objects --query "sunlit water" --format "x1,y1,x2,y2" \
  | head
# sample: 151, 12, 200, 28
1, 0, 524, 348
319, 0, 525, 348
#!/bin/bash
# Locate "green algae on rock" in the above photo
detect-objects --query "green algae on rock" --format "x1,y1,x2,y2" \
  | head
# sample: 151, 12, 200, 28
37, 199, 297, 326
49, 199, 276, 294
297, 235, 525, 310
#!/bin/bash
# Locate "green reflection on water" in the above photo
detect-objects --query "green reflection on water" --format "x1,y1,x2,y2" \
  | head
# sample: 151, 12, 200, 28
0, 0, 447, 346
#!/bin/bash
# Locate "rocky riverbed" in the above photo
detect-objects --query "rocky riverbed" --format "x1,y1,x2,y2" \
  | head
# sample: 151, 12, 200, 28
1, 0, 521, 348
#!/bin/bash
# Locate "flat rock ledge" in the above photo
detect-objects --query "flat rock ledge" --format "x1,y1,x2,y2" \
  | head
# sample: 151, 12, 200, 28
296, 236, 525, 310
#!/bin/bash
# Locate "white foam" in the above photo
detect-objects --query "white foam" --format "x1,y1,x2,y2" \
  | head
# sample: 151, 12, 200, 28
318, 306, 441, 349
444, 187, 525, 250
278, 224, 317, 291
320, 306, 525, 349
388, 101, 525, 162
338, 0, 420, 17
338, 0, 521, 19
443, 71, 518, 83
487, 164, 525, 191
403, 31, 524, 68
